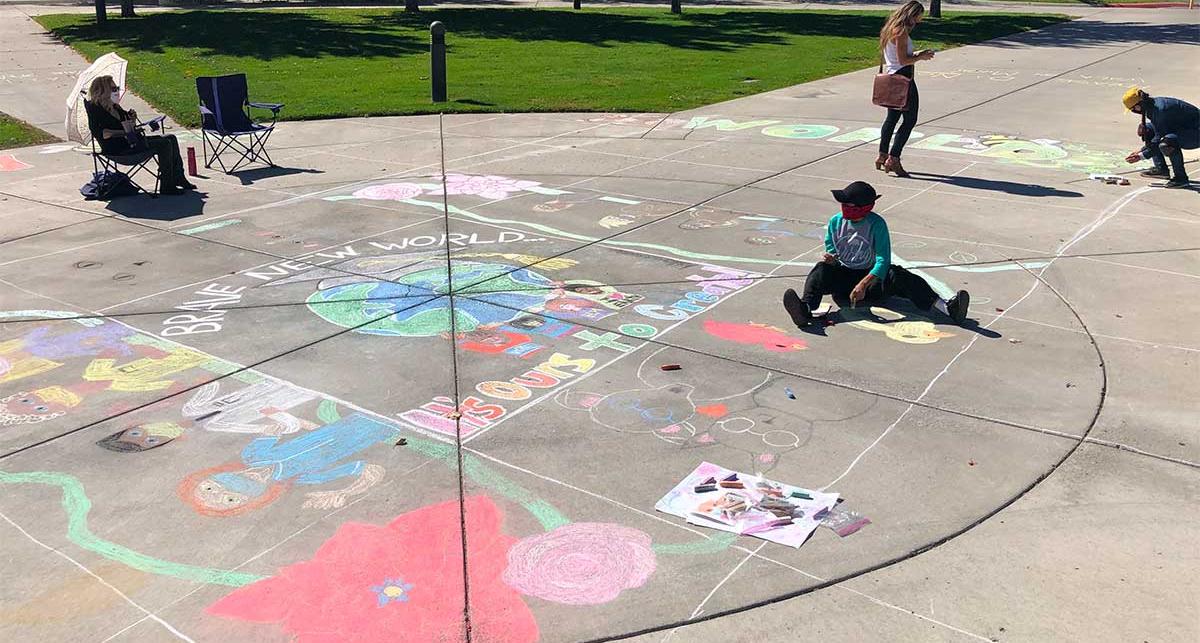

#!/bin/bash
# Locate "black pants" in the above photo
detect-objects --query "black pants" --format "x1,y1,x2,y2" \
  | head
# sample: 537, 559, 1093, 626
145, 134, 187, 188
802, 262, 939, 311
1142, 122, 1196, 181
879, 66, 919, 158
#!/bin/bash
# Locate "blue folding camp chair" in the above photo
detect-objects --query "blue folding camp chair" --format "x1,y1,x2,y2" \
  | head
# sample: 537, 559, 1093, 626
196, 74, 283, 173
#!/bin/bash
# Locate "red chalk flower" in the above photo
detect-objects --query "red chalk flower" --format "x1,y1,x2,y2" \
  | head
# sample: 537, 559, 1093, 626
502, 523, 656, 605
207, 496, 538, 643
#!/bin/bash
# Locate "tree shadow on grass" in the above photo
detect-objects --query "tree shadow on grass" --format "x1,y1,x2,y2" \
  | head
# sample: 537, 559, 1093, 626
45, 10, 426, 60
44, 9, 1073, 61
374, 9, 1069, 51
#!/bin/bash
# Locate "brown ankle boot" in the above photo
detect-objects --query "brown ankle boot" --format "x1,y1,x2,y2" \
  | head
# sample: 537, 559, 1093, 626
884, 155, 910, 178
875, 153, 888, 171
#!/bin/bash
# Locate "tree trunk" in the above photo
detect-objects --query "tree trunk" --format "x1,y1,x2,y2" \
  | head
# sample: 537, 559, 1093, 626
405, 0, 419, 12
573, 0, 581, 9
95, 0, 106, 25
119, 0, 135, 18
929, 0, 941, 19
671, 0, 681, 13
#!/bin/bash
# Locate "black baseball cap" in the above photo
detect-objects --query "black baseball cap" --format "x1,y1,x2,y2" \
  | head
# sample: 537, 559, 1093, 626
831, 181, 880, 206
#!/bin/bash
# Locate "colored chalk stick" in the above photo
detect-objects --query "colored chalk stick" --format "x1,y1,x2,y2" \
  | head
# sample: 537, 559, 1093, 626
703, 477, 717, 485
719, 481, 745, 489
660, 364, 682, 371
790, 491, 813, 500
694, 484, 718, 493
723, 474, 739, 481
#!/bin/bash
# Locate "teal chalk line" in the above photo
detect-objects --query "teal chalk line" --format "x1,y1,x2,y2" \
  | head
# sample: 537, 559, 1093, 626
0, 471, 264, 587
178, 219, 242, 235
652, 531, 739, 555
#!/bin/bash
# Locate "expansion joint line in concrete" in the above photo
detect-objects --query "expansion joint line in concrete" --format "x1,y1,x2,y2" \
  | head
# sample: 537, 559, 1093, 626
0, 294, 442, 463
453, 290, 1112, 456
439, 113, 475, 643
449, 130, 877, 297
0, 189, 450, 304
7, 244, 1200, 328
581, 190, 1124, 643
917, 41, 1152, 130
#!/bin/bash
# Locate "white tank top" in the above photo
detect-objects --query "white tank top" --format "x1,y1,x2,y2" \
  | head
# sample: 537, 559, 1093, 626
883, 35, 914, 74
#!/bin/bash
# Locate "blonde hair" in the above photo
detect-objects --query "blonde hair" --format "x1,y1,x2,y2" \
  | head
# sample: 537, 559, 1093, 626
880, 1, 925, 51
87, 75, 118, 110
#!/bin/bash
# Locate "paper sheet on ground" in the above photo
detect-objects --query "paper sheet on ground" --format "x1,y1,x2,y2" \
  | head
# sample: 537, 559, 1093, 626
654, 462, 838, 548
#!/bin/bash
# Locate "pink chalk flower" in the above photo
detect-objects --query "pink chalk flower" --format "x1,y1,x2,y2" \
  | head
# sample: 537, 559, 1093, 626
503, 523, 655, 605
208, 496, 537, 643
443, 174, 541, 200
352, 182, 423, 202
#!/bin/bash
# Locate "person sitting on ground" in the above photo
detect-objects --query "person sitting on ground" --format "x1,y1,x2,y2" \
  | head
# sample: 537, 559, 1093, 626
783, 180, 969, 327
1123, 87, 1199, 189
84, 75, 195, 195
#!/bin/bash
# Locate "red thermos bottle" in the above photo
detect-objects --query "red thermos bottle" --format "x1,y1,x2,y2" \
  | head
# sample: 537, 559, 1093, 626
187, 146, 197, 176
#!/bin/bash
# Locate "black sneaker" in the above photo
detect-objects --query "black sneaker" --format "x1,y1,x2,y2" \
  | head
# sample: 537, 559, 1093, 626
783, 288, 814, 327
1164, 178, 1191, 189
947, 290, 970, 326
1140, 167, 1170, 178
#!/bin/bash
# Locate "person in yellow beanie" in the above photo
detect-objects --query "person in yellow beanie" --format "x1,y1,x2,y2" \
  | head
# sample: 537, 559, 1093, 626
1122, 87, 1199, 189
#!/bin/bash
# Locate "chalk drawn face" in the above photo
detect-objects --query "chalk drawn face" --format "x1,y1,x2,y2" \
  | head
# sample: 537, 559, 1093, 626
195, 478, 251, 511
0, 391, 72, 426
96, 423, 183, 452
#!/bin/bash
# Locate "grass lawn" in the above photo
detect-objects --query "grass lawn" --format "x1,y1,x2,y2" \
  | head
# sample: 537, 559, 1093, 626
36, 8, 1067, 127
0, 112, 57, 150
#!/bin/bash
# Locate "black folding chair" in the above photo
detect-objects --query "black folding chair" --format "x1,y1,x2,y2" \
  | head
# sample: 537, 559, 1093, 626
88, 118, 161, 199
196, 74, 283, 174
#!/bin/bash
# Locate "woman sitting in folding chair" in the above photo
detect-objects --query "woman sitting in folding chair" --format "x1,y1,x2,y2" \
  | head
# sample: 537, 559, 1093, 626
85, 75, 195, 195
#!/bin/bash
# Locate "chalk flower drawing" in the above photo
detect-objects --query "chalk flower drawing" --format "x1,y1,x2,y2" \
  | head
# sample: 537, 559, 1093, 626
444, 174, 541, 200
351, 183, 423, 202
371, 578, 414, 605
208, 496, 538, 642
503, 522, 656, 605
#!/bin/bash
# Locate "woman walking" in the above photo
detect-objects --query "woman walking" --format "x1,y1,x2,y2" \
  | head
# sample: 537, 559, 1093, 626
876, 1, 934, 178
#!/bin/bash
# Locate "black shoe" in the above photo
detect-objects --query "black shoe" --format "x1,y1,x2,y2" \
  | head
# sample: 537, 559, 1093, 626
1164, 178, 1191, 189
947, 290, 970, 326
179, 181, 198, 190
1140, 167, 1170, 178
783, 288, 814, 327
160, 186, 183, 195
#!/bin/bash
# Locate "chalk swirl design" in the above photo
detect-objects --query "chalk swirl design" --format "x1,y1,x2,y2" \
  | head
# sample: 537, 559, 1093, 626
502, 523, 656, 605
352, 183, 423, 201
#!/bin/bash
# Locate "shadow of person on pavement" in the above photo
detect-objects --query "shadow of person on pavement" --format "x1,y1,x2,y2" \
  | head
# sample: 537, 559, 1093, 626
907, 172, 1084, 198
231, 166, 325, 186
103, 188, 207, 222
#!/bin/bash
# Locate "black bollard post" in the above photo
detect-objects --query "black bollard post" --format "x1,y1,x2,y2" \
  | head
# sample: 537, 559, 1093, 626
573, 0, 581, 9
930, 0, 941, 18
671, 0, 681, 14
94, 0, 106, 25
430, 21, 447, 103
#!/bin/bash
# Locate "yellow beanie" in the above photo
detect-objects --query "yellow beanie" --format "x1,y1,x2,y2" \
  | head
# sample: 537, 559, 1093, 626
1122, 86, 1144, 111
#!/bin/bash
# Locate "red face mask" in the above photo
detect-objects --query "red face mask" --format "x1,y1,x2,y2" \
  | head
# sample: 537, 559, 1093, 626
841, 202, 874, 221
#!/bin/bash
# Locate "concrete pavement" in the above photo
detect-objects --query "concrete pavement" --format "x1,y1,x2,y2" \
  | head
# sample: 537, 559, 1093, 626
1, 6, 1198, 643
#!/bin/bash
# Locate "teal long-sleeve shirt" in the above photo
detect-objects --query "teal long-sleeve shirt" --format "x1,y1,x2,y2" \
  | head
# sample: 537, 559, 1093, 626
824, 212, 891, 281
